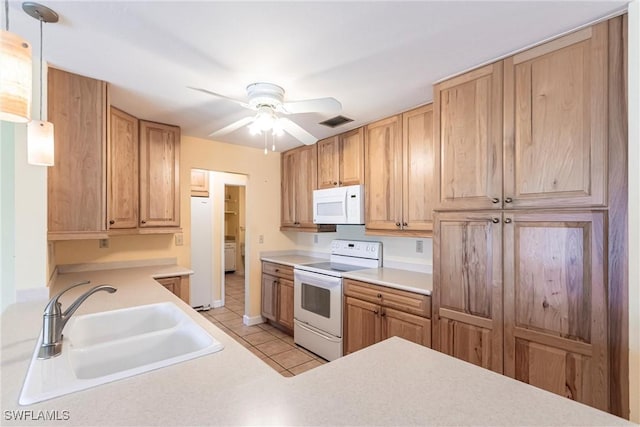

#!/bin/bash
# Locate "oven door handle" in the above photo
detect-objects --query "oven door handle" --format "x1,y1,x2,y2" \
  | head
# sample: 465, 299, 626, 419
294, 320, 342, 343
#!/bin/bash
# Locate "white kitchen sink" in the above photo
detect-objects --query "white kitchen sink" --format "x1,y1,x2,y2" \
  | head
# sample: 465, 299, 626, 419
19, 302, 223, 405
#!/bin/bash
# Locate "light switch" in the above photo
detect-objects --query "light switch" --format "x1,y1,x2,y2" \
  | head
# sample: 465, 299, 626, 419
416, 240, 423, 253
259, 235, 264, 244
99, 239, 109, 249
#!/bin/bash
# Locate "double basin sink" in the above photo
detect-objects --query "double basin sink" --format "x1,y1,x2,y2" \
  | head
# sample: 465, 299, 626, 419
20, 302, 224, 405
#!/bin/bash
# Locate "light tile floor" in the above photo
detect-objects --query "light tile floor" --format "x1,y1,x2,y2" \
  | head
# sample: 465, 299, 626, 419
200, 272, 328, 376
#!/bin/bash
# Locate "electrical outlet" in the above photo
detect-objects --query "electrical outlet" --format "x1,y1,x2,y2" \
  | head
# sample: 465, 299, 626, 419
416, 240, 423, 254
259, 235, 264, 244
99, 239, 109, 249
314, 234, 318, 244
175, 233, 184, 246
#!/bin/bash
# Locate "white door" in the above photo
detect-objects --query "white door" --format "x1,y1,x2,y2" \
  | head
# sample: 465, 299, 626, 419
190, 197, 213, 308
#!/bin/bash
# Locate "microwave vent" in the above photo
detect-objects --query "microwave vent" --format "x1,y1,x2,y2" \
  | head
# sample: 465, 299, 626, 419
318, 115, 354, 128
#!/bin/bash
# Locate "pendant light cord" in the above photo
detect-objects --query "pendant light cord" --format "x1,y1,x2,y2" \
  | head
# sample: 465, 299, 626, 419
39, 17, 43, 120
4, 0, 9, 31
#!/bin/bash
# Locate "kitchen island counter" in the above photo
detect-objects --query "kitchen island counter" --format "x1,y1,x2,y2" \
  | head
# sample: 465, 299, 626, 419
1, 266, 632, 426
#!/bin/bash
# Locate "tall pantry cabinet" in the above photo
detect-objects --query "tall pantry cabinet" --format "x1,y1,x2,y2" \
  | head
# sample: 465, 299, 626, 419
432, 17, 627, 416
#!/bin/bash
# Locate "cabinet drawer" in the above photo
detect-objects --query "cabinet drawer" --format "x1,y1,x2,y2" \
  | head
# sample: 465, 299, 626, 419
344, 279, 431, 318
262, 262, 294, 280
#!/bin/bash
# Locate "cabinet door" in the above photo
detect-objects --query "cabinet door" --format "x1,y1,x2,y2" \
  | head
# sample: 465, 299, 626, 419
503, 211, 608, 410
433, 211, 503, 373
402, 104, 435, 233
107, 107, 139, 229
317, 136, 339, 189
156, 277, 180, 296
139, 121, 180, 227
190, 169, 209, 197
365, 115, 402, 231
280, 150, 296, 227
339, 127, 364, 186
382, 307, 431, 348
503, 23, 607, 209
261, 274, 278, 322
277, 278, 294, 330
293, 145, 317, 228
47, 68, 107, 236
434, 62, 503, 210
344, 296, 381, 355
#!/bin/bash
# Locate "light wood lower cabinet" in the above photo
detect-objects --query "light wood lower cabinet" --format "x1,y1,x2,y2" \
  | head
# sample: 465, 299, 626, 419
433, 210, 609, 411
155, 276, 190, 305
343, 279, 431, 355
261, 262, 294, 334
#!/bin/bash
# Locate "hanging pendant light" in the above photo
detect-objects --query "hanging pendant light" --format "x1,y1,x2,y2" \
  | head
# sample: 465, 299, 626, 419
23, 1, 58, 166
0, 0, 32, 122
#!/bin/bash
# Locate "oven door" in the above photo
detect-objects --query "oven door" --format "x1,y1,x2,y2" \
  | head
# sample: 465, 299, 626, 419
294, 269, 342, 338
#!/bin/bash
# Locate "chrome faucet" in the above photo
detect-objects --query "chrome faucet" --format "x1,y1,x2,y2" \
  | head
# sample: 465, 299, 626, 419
38, 280, 117, 359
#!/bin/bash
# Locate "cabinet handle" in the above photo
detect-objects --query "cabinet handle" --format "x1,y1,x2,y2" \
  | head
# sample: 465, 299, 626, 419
505, 197, 513, 203
504, 218, 512, 224
376, 293, 382, 299
402, 222, 408, 227
491, 198, 500, 204
109, 220, 115, 225
141, 220, 146, 224
492, 218, 499, 224
395, 222, 401, 227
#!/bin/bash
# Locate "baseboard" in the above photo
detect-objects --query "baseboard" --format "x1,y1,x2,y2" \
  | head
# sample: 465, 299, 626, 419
212, 300, 224, 308
243, 314, 264, 326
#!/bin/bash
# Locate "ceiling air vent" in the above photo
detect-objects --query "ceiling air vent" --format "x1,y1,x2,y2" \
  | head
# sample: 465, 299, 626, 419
319, 115, 354, 128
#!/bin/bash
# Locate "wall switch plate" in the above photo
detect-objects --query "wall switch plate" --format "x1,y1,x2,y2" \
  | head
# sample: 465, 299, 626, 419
416, 240, 423, 253
175, 233, 184, 246
259, 235, 264, 244
99, 239, 109, 249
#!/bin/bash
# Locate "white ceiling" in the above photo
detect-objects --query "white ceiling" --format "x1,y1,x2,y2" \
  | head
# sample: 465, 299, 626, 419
8, 1, 628, 152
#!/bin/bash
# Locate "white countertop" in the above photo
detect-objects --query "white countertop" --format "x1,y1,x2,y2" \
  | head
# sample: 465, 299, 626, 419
261, 254, 327, 267
342, 267, 433, 295
1, 265, 633, 426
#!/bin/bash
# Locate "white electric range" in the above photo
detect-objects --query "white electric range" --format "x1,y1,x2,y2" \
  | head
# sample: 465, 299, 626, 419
293, 239, 382, 361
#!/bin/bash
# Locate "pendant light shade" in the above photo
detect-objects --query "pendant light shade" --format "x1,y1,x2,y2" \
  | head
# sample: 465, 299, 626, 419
27, 119, 53, 165
0, 29, 32, 123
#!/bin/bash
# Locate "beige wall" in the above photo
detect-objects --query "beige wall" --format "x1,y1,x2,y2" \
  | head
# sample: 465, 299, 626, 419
54, 135, 297, 318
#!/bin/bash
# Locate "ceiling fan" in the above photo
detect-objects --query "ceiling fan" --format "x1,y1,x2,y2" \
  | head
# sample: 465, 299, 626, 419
189, 82, 342, 146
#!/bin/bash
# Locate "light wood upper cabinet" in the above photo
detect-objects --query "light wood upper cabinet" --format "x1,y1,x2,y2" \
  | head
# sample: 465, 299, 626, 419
139, 121, 180, 228
107, 107, 139, 229
365, 106, 435, 236
48, 68, 108, 238
318, 128, 365, 189
402, 104, 436, 233
433, 211, 503, 373
281, 144, 333, 232
503, 23, 608, 209
434, 62, 504, 211
365, 115, 403, 232
190, 169, 209, 197
503, 211, 608, 410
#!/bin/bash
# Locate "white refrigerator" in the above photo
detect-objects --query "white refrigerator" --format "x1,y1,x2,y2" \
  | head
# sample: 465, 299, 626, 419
190, 197, 213, 309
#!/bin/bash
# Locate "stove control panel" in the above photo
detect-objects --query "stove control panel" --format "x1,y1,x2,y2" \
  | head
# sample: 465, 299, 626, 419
330, 239, 382, 260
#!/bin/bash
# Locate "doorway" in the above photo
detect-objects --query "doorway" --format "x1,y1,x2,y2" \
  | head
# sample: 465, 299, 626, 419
223, 184, 246, 314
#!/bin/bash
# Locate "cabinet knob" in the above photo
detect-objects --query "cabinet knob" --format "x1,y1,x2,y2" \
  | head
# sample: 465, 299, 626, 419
374, 309, 379, 315
377, 293, 382, 299
338, 181, 343, 185
504, 218, 513, 224
395, 222, 401, 227
109, 220, 115, 225
333, 181, 338, 186
141, 220, 146, 224
275, 268, 279, 272
402, 222, 408, 227
491, 198, 500, 204
380, 309, 386, 317
492, 218, 499, 224
505, 197, 513, 203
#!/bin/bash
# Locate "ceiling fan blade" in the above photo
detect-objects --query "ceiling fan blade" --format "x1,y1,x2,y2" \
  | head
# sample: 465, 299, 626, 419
188, 86, 253, 110
280, 97, 342, 115
279, 118, 318, 145
209, 116, 255, 137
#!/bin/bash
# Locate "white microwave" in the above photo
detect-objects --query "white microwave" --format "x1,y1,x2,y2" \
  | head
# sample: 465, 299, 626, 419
313, 185, 364, 225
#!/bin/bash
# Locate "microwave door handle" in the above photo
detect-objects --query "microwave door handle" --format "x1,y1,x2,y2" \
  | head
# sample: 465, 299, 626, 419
342, 190, 348, 218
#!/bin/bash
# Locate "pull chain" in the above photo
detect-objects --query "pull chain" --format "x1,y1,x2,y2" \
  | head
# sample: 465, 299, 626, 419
39, 17, 43, 120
